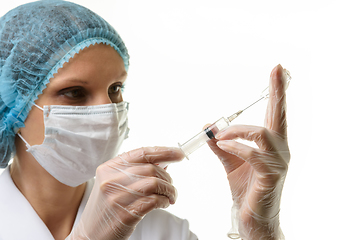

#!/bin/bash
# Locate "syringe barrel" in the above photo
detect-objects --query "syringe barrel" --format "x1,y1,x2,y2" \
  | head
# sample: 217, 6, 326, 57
179, 117, 230, 159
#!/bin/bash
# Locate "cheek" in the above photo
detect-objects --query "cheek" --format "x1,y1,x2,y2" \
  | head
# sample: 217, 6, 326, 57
20, 107, 45, 146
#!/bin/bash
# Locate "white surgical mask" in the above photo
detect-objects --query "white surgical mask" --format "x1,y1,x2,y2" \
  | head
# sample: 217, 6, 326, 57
18, 102, 129, 187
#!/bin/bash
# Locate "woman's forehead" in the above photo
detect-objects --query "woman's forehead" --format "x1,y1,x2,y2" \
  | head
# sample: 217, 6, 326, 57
51, 44, 126, 83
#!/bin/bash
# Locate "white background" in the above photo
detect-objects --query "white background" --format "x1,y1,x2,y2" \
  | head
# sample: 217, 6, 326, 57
1, 1, 360, 239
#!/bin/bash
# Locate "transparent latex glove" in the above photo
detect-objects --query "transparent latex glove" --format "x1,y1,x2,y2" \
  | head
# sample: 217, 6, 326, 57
208, 64, 290, 240
66, 147, 184, 240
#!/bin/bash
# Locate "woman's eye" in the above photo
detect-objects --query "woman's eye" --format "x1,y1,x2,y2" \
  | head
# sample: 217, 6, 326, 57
109, 84, 122, 94
62, 88, 85, 99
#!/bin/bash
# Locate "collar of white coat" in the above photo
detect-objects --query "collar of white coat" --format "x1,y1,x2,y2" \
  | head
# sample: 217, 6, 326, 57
0, 166, 94, 240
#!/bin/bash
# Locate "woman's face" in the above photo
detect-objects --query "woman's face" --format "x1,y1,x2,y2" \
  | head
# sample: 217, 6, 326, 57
19, 43, 127, 146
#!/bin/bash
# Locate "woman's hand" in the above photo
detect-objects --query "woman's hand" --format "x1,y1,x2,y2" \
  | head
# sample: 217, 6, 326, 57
66, 147, 184, 240
208, 64, 290, 240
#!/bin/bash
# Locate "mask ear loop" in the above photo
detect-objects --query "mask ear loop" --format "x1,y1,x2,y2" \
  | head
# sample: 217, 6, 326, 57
17, 103, 44, 149
17, 132, 31, 149
33, 104, 44, 111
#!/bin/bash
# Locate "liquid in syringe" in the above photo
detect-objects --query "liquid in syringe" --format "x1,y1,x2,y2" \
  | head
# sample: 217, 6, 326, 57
178, 98, 260, 159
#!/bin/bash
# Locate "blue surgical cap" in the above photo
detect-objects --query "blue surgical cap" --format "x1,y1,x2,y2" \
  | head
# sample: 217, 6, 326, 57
0, 0, 130, 167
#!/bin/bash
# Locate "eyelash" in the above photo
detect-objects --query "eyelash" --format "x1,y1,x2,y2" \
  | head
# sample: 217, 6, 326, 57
109, 83, 125, 94
120, 83, 126, 93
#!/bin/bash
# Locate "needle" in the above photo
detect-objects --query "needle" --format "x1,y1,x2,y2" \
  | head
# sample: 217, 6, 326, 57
227, 96, 266, 122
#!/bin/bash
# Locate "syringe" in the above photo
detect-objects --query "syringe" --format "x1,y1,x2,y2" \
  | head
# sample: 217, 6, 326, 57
178, 69, 291, 160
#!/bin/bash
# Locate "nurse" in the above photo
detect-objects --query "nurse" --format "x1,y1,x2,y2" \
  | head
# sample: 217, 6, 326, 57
0, 1, 289, 240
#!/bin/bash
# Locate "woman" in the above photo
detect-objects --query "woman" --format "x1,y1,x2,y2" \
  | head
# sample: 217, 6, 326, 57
0, 1, 290, 240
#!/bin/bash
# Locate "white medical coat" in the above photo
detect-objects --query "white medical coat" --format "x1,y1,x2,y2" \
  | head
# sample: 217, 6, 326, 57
0, 166, 197, 240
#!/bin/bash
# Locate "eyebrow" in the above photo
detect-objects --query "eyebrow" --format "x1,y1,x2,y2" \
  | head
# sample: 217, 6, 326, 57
66, 79, 89, 85
58, 71, 127, 86
118, 72, 128, 79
